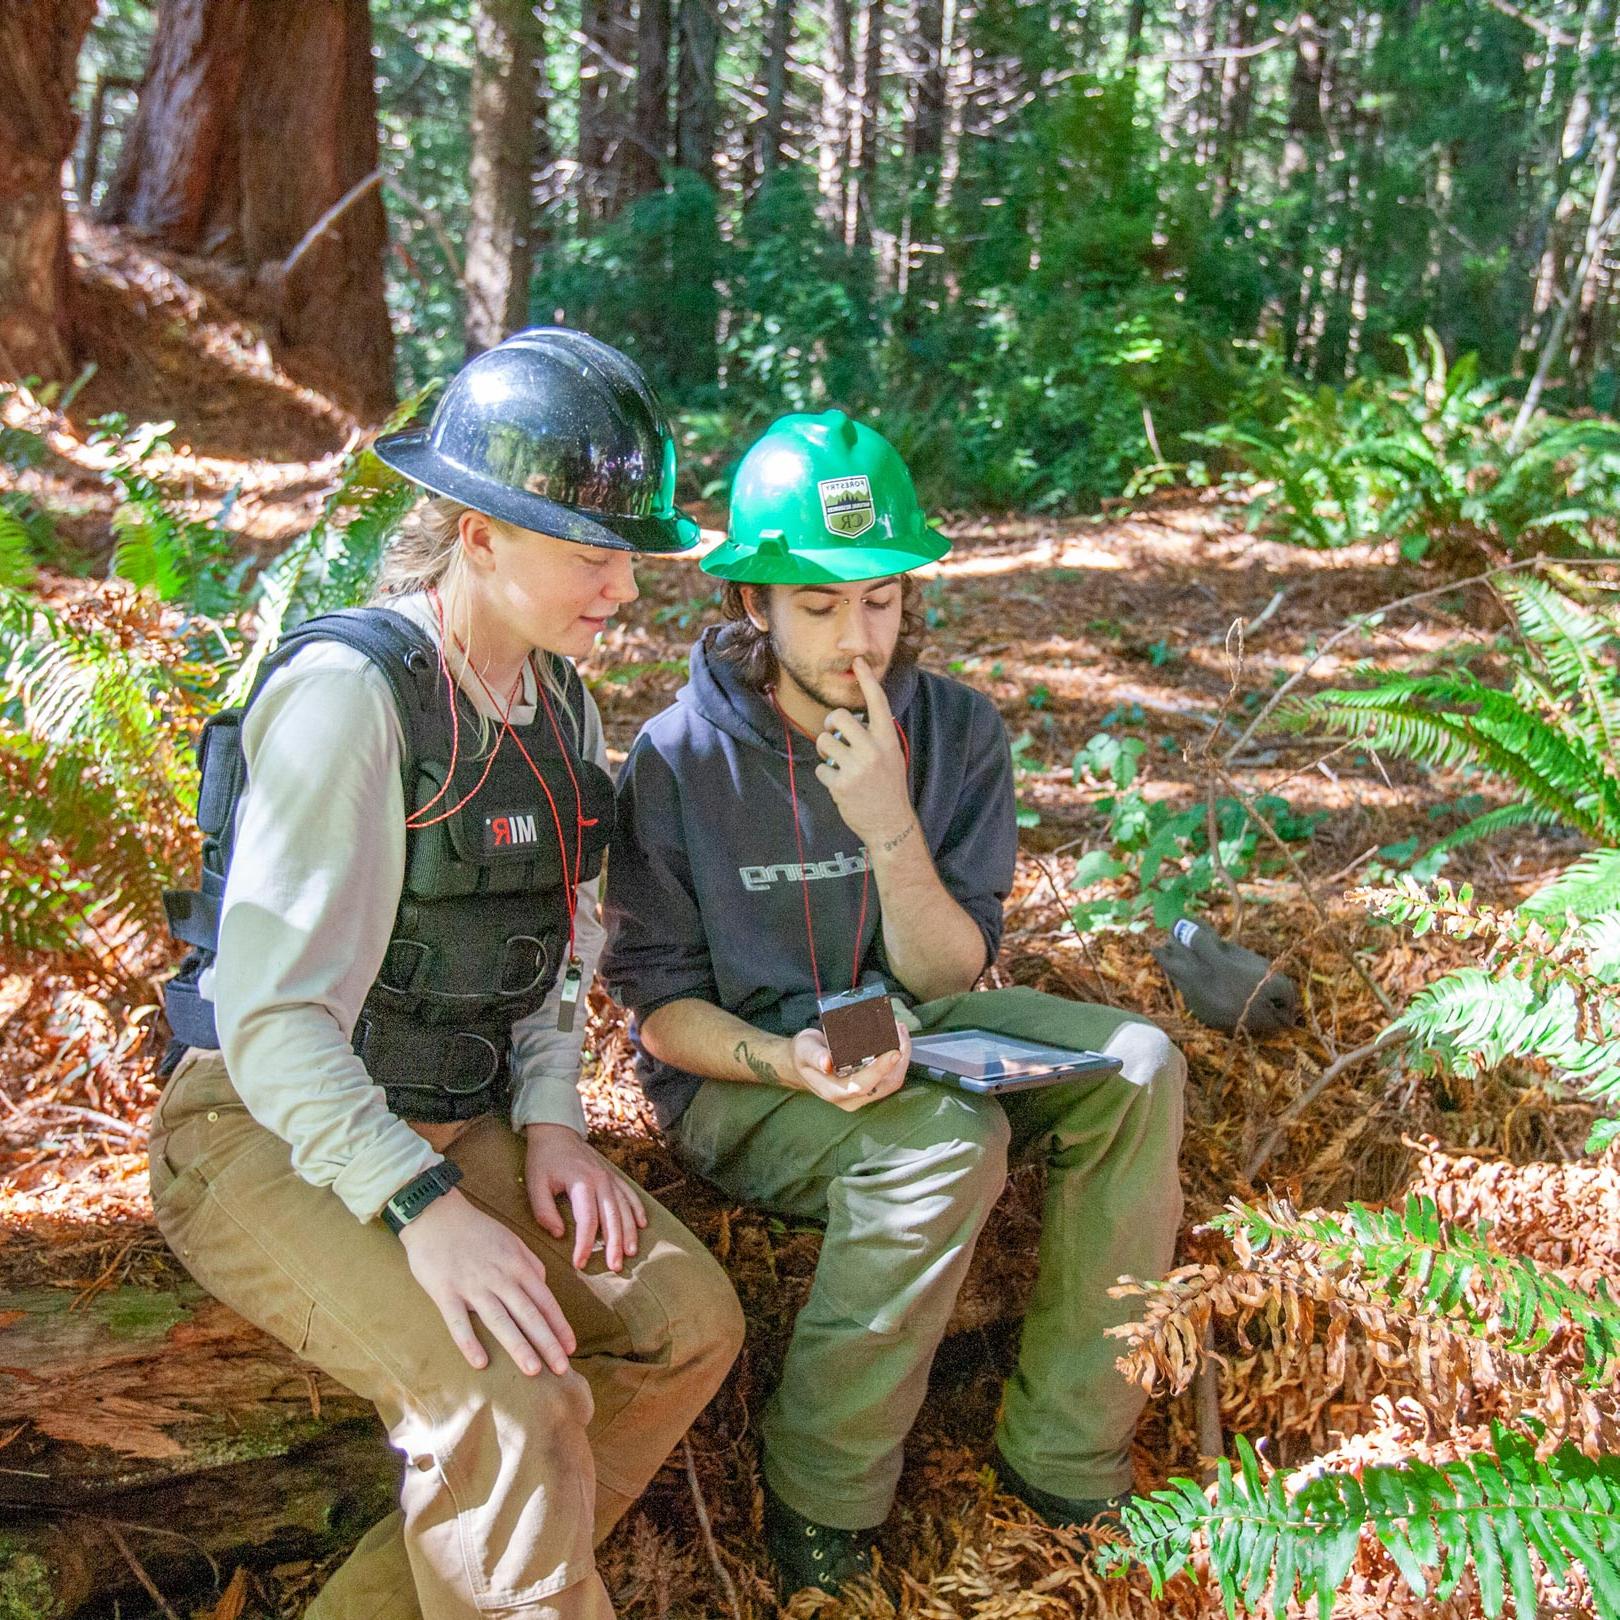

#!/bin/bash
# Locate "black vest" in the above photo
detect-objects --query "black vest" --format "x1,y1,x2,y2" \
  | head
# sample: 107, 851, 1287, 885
162, 608, 615, 1123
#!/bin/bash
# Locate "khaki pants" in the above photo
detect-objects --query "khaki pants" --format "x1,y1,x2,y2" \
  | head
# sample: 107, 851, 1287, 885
671, 987, 1186, 1529
149, 1051, 744, 1620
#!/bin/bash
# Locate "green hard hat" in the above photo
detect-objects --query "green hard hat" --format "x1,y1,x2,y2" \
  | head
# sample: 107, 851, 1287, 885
703, 410, 950, 585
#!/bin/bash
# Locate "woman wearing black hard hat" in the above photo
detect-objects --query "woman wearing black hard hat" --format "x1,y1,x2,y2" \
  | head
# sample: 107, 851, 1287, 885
149, 329, 743, 1619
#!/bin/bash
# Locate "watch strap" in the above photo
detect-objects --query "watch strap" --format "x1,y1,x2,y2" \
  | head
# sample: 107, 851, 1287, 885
381, 1160, 464, 1234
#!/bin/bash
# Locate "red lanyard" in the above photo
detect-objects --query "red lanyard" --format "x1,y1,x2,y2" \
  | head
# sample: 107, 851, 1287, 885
406, 591, 593, 1029
768, 687, 911, 1000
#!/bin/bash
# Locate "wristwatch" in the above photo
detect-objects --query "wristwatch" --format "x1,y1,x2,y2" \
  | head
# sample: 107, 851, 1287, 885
381, 1161, 464, 1235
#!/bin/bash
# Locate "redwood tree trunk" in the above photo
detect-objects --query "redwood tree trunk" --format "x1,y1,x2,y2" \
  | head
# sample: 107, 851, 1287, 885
627, 0, 672, 201
579, 0, 634, 222
466, 0, 547, 353
101, 0, 395, 420
675, 0, 720, 183
0, 0, 97, 383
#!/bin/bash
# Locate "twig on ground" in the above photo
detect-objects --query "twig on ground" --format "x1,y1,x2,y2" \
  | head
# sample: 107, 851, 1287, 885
682, 1437, 742, 1620
1243, 1026, 1407, 1182
104, 1521, 185, 1620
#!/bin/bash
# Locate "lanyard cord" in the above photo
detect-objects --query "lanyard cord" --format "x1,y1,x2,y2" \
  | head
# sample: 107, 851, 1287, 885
460, 656, 584, 968
768, 688, 912, 1000
403, 591, 519, 831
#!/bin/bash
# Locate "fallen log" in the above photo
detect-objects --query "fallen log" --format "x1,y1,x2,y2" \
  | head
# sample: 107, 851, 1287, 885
0, 1165, 1040, 1616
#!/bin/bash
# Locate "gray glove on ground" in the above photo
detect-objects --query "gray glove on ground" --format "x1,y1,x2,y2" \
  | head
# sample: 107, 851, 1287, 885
1152, 919, 1299, 1035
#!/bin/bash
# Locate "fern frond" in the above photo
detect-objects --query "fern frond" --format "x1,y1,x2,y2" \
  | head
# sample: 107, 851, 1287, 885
1110, 1428, 1620, 1620
1524, 850, 1620, 922
1500, 575, 1620, 770
1290, 676, 1617, 838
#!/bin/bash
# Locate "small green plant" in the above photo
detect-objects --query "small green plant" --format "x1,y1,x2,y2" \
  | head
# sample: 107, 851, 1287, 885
1108, 1428, 1620, 1620
1068, 730, 1320, 930
1361, 858, 1620, 1150
1197, 332, 1620, 559
1009, 729, 1042, 829
0, 395, 58, 586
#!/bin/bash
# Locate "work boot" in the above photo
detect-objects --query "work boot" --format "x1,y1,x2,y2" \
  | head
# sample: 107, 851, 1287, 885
992, 1448, 1132, 1531
762, 1482, 879, 1596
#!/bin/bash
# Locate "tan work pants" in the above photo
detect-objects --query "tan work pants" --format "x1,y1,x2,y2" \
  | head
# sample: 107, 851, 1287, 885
149, 1051, 744, 1619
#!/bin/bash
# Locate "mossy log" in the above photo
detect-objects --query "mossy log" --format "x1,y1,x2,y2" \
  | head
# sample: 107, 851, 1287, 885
0, 1168, 1040, 1617
0, 1281, 392, 1618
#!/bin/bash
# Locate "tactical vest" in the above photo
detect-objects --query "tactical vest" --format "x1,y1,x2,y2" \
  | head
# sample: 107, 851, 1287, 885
162, 608, 616, 1124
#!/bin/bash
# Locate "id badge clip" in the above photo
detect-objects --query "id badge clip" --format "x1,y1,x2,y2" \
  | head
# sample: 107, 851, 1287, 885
557, 955, 584, 1032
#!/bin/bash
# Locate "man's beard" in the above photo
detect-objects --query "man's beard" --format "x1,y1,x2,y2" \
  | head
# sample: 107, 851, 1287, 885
770, 629, 903, 714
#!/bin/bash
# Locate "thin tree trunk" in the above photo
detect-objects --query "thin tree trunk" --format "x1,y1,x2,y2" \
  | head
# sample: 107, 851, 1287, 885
100, 0, 395, 419
1511, 123, 1619, 446
465, 0, 546, 353
676, 0, 720, 181
760, 0, 795, 177
579, 0, 634, 222
0, 0, 98, 382
853, 0, 885, 251
822, 0, 855, 236
627, 0, 672, 199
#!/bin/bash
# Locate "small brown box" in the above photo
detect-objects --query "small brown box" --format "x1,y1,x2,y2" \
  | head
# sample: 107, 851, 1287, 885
818, 983, 901, 1075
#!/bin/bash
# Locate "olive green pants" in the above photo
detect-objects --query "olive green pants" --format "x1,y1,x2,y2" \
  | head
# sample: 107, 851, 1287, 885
670, 987, 1186, 1530
150, 1051, 744, 1619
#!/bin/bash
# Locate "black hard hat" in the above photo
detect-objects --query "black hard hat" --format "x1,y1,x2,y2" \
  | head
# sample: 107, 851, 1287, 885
373, 327, 700, 554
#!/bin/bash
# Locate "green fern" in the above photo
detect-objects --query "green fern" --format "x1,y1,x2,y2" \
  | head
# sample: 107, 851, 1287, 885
1108, 1427, 1620, 1620
1360, 871, 1620, 1146
1213, 1193, 1620, 1388
1196, 329, 1620, 559
1290, 576, 1620, 846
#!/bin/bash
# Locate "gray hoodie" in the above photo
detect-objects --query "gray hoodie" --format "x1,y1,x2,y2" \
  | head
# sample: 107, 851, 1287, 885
602, 623, 1017, 1126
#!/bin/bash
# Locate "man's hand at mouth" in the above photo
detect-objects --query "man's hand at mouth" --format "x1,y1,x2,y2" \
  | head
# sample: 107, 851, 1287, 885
814, 657, 915, 847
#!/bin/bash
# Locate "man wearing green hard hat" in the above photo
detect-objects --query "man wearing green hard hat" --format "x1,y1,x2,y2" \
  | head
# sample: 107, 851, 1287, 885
602, 410, 1186, 1597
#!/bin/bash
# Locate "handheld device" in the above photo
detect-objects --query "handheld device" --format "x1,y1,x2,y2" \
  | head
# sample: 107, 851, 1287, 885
817, 982, 902, 1075
908, 1029, 1124, 1095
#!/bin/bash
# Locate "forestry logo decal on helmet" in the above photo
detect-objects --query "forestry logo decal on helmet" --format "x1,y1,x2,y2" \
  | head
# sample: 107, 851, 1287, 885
819, 475, 875, 538
704, 409, 949, 585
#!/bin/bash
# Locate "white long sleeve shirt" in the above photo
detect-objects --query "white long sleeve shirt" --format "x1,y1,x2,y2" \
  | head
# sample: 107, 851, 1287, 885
202, 592, 608, 1222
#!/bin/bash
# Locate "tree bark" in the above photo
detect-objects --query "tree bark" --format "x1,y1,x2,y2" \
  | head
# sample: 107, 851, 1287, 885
627, 0, 673, 200
99, 0, 395, 420
675, 0, 721, 183
465, 0, 547, 354
0, 0, 97, 383
579, 0, 635, 222
760, 0, 795, 178
853, 0, 886, 251
821, 0, 856, 237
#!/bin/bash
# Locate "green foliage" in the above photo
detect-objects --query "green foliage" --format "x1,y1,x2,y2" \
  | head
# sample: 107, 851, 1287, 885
1213, 1193, 1620, 1388
1290, 575, 1620, 846
720, 167, 876, 415
0, 586, 205, 967
1362, 871, 1620, 1145
0, 398, 58, 587
1109, 1428, 1620, 1620
97, 418, 244, 615
1197, 334, 1620, 558
1068, 731, 1321, 931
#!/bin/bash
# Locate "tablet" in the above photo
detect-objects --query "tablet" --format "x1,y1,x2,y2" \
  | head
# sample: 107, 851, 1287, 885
908, 1029, 1125, 1094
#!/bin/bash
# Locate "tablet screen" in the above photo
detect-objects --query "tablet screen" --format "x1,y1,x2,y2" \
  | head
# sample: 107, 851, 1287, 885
911, 1029, 1090, 1081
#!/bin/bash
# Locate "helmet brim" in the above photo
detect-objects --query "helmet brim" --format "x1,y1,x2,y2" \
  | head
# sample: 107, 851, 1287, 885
373, 428, 701, 555
700, 527, 950, 584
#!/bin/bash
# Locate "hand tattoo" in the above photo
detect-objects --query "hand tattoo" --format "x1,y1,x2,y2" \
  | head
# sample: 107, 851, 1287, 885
734, 1040, 784, 1086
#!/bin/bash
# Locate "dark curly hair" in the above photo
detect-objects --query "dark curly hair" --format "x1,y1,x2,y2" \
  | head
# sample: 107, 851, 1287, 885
711, 577, 928, 691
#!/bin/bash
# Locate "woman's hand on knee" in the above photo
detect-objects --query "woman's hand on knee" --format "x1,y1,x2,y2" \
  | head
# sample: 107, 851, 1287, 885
524, 1123, 648, 1272
399, 1189, 577, 1376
